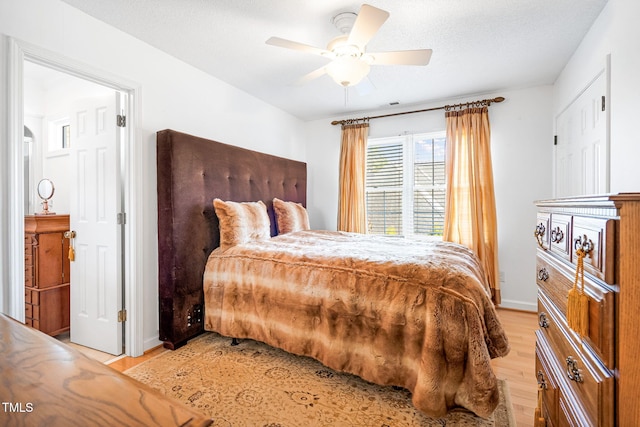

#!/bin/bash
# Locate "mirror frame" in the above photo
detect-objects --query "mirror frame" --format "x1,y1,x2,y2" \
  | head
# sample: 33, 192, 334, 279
37, 178, 55, 201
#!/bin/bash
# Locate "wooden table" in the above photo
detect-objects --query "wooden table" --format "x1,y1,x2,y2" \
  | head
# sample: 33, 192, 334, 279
0, 314, 212, 426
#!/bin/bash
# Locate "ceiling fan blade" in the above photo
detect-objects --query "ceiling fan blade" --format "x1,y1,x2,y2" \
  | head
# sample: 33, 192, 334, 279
369, 49, 433, 66
347, 4, 389, 48
294, 66, 327, 86
266, 37, 329, 56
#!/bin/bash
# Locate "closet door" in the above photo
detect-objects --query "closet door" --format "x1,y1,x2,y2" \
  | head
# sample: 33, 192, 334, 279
555, 70, 608, 197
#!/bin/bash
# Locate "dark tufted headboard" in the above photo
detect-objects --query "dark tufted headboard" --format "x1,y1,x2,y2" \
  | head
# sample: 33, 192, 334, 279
156, 129, 307, 349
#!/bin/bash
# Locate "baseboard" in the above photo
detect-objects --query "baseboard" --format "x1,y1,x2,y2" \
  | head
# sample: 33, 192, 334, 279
498, 299, 536, 312
144, 336, 163, 353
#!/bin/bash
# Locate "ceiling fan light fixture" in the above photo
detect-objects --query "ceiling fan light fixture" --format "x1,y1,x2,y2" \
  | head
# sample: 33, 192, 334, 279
326, 56, 370, 87
327, 35, 361, 58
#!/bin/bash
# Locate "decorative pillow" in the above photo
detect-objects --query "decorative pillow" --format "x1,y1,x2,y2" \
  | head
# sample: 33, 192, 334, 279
213, 199, 271, 249
273, 198, 310, 234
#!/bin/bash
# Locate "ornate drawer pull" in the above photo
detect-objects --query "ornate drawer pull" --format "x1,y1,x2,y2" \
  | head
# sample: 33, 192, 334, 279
574, 234, 594, 255
537, 370, 548, 389
537, 268, 549, 282
566, 356, 583, 383
534, 223, 547, 249
538, 312, 549, 328
551, 226, 564, 243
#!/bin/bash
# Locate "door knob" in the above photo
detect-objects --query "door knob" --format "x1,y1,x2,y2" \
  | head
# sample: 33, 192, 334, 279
64, 230, 76, 261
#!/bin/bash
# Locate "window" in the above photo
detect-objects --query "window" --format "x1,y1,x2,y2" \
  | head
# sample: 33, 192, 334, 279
62, 124, 71, 148
365, 132, 446, 238
47, 116, 70, 154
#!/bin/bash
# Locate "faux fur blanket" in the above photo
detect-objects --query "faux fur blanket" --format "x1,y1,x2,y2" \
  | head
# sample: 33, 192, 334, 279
203, 230, 510, 418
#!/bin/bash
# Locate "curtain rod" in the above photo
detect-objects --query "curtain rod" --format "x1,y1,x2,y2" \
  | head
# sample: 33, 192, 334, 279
330, 96, 505, 126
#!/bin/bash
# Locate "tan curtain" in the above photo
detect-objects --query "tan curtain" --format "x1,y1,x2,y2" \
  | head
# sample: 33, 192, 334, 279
338, 123, 369, 233
444, 107, 501, 304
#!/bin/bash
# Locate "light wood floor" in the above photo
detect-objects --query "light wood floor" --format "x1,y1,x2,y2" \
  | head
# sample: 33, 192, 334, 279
107, 343, 168, 372
56, 332, 122, 364
490, 309, 538, 427
107, 308, 538, 426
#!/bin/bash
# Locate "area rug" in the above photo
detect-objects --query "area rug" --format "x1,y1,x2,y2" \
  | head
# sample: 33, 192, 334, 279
124, 332, 515, 427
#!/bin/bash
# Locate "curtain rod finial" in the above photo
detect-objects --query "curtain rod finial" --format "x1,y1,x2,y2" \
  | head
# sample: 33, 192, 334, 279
494, 97, 505, 103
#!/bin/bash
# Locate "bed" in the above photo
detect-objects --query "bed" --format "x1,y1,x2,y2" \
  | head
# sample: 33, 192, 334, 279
156, 129, 509, 419
156, 129, 307, 350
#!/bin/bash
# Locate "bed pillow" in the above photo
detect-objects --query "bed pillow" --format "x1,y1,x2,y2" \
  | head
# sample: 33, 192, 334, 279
273, 198, 310, 234
213, 199, 271, 249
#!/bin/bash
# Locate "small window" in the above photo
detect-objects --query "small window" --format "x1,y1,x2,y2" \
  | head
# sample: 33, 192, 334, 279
366, 132, 446, 238
47, 116, 70, 154
62, 124, 70, 148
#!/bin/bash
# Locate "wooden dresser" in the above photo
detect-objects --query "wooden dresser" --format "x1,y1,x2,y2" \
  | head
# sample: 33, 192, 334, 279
24, 214, 71, 336
0, 313, 213, 426
534, 194, 640, 426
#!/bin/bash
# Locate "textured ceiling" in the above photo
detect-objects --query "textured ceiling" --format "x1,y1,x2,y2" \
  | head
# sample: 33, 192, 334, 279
58, 0, 608, 121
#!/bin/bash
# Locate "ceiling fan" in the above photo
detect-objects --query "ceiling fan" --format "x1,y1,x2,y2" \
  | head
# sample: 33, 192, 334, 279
266, 4, 432, 89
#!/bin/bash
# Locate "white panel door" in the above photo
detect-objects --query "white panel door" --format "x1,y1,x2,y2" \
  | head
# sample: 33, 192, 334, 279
555, 71, 608, 197
69, 94, 123, 355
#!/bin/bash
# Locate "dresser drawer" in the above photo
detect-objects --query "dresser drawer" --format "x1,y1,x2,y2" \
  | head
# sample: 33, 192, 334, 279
25, 234, 35, 248
25, 263, 34, 287
25, 303, 40, 321
535, 212, 551, 250
559, 394, 594, 427
537, 296, 614, 426
549, 213, 572, 261
537, 253, 615, 368
571, 216, 616, 285
25, 288, 40, 306
536, 335, 560, 427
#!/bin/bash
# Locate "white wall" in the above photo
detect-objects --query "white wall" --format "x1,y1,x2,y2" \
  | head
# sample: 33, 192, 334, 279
24, 114, 43, 214
554, 0, 640, 193
305, 86, 554, 311
0, 0, 306, 352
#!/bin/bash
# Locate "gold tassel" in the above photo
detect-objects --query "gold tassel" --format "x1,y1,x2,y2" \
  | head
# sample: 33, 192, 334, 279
567, 248, 589, 336
534, 383, 546, 427
578, 290, 590, 337
68, 246, 75, 262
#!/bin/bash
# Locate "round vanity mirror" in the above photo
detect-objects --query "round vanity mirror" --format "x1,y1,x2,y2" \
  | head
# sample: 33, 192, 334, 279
37, 178, 55, 200
37, 178, 55, 215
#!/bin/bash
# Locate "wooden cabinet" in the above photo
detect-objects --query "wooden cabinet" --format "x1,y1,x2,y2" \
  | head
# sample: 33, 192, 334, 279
24, 215, 71, 336
1, 313, 214, 426
534, 194, 640, 426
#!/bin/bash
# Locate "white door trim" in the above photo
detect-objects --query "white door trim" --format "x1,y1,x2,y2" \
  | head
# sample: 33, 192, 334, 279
5, 37, 145, 357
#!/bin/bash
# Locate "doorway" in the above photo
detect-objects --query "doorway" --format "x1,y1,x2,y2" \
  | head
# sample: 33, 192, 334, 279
23, 61, 125, 356
6, 38, 143, 357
